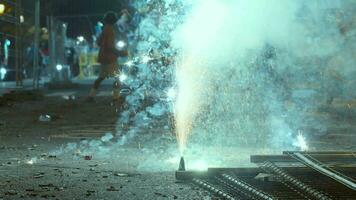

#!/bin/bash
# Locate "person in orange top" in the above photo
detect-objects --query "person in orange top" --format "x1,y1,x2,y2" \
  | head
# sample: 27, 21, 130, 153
88, 11, 128, 103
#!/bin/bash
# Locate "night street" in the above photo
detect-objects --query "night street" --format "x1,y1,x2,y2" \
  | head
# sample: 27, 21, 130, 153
1, 0, 356, 199
0, 81, 208, 199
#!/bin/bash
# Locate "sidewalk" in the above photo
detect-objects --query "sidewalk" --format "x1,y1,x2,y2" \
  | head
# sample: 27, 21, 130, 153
0, 78, 116, 97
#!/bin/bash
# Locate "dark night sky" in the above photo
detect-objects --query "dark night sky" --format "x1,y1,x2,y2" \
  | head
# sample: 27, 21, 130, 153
22, 0, 130, 39
49, 0, 130, 39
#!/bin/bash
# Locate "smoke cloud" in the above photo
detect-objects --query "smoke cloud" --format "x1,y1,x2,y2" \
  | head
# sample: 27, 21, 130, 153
172, 0, 355, 153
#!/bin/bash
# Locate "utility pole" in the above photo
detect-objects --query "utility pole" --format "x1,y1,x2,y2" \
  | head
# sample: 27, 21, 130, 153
33, 0, 40, 89
15, 0, 23, 87
48, 15, 56, 82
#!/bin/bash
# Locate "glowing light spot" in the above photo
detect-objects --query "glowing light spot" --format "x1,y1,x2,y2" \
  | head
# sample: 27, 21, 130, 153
295, 131, 308, 151
25, 158, 37, 165
141, 55, 152, 64
0, 67, 7, 75
166, 87, 176, 101
125, 60, 134, 67
56, 64, 63, 71
119, 73, 128, 82
5, 39, 11, 46
0, 4, 5, 15
190, 160, 208, 171
20, 15, 25, 23
77, 36, 85, 42
117, 41, 126, 49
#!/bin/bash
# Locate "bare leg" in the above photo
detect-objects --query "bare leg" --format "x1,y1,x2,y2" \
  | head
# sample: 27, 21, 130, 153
89, 77, 105, 98
94, 77, 105, 90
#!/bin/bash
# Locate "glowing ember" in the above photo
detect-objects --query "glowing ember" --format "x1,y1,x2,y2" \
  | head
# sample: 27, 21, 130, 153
119, 73, 128, 82
294, 131, 308, 151
166, 87, 176, 101
125, 60, 134, 67
141, 55, 152, 64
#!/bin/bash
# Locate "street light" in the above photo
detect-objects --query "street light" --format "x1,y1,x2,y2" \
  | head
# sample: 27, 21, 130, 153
56, 64, 63, 71
20, 15, 25, 23
0, 4, 5, 15
77, 36, 85, 42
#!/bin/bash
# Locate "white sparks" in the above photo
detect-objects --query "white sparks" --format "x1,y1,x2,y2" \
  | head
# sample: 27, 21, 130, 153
119, 73, 128, 82
125, 60, 134, 67
166, 87, 176, 101
141, 55, 152, 64
295, 131, 308, 151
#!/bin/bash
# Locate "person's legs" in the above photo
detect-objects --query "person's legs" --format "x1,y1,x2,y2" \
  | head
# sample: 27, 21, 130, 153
89, 76, 105, 97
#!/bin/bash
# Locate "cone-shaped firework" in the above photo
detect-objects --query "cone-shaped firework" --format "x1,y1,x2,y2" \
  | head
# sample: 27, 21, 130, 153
178, 156, 185, 171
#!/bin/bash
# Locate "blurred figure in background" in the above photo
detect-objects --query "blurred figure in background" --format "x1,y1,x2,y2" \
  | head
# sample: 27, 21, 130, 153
88, 11, 128, 103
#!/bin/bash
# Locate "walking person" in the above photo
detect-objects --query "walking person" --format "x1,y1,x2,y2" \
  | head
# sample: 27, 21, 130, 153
88, 11, 128, 103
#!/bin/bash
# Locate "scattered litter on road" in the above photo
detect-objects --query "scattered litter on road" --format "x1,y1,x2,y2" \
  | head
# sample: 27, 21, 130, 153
86, 190, 96, 196
154, 192, 168, 197
33, 172, 45, 179
84, 155, 92, 160
114, 172, 129, 177
25, 157, 37, 165
39, 183, 54, 187
4, 190, 17, 196
54, 186, 64, 191
39, 115, 52, 122
107, 186, 119, 191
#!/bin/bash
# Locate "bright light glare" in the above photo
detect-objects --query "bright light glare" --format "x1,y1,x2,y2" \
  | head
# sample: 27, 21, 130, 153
20, 15, 25, 23
5, 39, 11, 46
56, 64, 63, 71
190, 160, 208, 171
77, 36, 85, 42
125, 60, 134, 67
0, 4, 5, 14
142, 55, 152, 63
166, 87, 176, 101
295, 132, 308, 151
119, 73, 128, 82
25, 157, 37, 165
0, 67, 7, 75
116, 41, 126, 48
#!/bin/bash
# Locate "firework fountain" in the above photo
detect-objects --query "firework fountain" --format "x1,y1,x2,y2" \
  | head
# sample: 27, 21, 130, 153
49, 0, 355, 171
121, 0, 355, 169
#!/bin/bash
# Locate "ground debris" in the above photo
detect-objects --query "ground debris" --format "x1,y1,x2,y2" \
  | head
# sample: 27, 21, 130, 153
106, 186, 119, 191
84, 155, 92, 160
114, 172, 129, 177
33, 172, 45, 179
4, 190, 17, 195
154, 192, 168, 197
39, 183, 55, 187
86, 190, 96, 196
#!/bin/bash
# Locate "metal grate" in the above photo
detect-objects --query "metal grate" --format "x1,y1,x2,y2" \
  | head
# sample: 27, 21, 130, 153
176, 152, 356, 199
